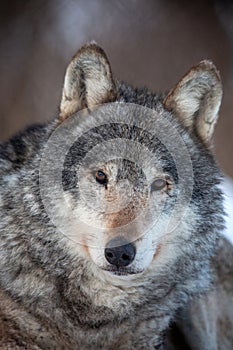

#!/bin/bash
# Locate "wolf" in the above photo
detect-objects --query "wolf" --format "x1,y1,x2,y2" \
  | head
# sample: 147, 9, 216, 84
0, 43, 232, 349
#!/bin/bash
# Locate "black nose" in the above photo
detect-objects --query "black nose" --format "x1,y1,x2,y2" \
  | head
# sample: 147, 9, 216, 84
105, 238, 136, 268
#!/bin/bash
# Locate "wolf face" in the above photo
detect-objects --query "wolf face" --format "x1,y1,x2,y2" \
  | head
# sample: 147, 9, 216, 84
37, 43, 224, 282
0, 43, 226, 349
54, 115, 188, 277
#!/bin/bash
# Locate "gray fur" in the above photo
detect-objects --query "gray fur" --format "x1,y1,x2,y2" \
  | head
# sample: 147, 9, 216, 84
0, 43, 232, 349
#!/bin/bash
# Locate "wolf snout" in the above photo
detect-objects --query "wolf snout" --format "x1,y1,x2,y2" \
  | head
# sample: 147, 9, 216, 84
104, 238, 136, 268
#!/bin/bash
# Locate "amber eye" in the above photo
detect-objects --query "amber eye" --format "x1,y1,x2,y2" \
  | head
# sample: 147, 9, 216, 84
95, 170, 107, 185
151, 178, 167, 191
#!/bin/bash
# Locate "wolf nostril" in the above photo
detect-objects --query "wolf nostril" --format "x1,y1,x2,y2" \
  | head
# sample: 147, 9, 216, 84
122, 253, 128, 260
104, 238, 136, 268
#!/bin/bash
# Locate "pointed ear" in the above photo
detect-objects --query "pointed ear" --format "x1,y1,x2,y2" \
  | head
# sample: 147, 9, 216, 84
59, 43, 117, 120
163, 60, 222, 146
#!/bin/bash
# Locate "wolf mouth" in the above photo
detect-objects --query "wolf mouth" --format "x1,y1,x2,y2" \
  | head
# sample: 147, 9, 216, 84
103, 267, 143, 276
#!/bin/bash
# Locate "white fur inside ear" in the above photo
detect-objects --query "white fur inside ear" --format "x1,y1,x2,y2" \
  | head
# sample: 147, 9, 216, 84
59, 43, 116, 120
85, 68, 114, 107
171, 76, 211, 126
164, 61, 222, 145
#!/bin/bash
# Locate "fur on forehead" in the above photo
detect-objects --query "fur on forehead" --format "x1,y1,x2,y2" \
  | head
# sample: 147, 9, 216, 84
163, 60, 222, 147
60, 42, 117, 120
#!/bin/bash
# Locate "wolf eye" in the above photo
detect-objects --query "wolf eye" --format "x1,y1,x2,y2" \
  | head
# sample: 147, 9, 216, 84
95, 170, 107, 185
151, 178, 167, 191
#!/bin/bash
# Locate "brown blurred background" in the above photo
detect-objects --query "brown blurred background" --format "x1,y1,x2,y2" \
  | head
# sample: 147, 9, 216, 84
0, 0, 233, 176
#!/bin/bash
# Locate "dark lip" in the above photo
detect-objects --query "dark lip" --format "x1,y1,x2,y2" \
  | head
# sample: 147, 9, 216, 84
102, 267, 143, 276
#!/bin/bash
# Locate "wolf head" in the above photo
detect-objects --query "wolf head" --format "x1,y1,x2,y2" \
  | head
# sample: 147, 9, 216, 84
37, 43, 224, 281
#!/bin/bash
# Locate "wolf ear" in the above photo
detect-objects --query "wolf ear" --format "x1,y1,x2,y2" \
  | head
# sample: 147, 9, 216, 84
59, 43, 117, 120
163, 60, 222, 146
